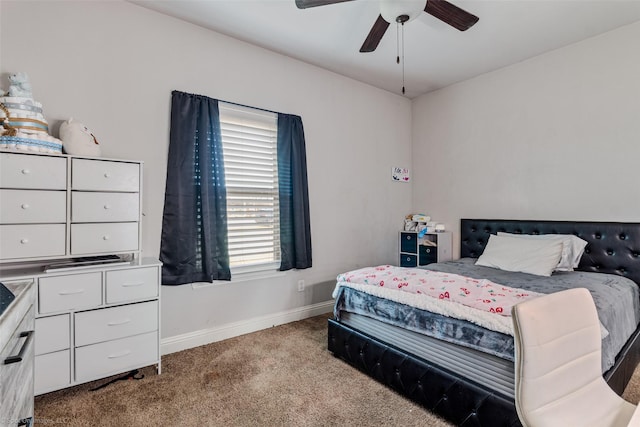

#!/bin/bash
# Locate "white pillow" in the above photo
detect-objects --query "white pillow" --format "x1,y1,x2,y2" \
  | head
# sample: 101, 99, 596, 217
497, 232, 587, 271
476, 234, 563, 276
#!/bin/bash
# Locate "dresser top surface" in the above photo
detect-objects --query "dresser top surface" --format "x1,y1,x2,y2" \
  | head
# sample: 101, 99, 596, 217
0, 257, 161, 281
0, 149, 143, 164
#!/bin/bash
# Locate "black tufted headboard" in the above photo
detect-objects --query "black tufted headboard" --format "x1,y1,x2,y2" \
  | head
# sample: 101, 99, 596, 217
460, 219, 640, 286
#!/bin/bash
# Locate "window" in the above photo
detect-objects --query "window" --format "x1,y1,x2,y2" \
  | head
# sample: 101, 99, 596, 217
219, 102, 280, 270
161, 91, 311, 286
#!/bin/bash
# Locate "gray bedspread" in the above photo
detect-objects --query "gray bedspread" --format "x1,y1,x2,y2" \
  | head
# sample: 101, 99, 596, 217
334, 258, 640, 372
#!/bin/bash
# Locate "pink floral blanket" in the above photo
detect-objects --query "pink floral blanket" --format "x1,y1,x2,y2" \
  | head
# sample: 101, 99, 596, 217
337, 265, 542, 317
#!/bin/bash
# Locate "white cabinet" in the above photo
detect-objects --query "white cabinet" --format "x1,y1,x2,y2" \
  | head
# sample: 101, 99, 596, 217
0, 151, 142, 263
0, 260, 161, 395
0, 150, 160, 396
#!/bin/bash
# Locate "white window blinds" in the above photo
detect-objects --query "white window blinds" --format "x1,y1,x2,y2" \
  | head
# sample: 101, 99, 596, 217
219, 102, 280, 269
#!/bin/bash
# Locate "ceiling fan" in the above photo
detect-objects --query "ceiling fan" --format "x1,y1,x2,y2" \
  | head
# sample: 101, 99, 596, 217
295, 0, 479, 53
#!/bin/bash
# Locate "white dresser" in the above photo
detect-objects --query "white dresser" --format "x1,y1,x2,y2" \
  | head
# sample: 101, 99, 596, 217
0, 259, 161, 395
0, 151, 142, 261
0, 150, 160, 395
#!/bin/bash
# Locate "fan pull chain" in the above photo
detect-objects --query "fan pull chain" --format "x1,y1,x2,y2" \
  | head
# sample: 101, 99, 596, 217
396, 22, 400, 65
395, 14, 409, 95
401, 22, 405, 95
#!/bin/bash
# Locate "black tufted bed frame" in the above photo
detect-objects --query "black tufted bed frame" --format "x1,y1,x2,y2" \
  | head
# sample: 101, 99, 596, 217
328, 219, 640, 426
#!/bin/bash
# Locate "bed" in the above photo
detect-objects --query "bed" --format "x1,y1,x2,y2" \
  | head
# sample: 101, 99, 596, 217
328, 219, 640, 427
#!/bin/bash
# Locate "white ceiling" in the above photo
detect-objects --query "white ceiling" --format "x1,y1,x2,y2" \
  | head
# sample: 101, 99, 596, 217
131, 0, 640, 98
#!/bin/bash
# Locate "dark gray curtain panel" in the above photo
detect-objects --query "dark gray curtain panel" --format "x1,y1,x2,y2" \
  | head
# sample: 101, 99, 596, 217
160, 91, 231, 285
277, 114, 312, 271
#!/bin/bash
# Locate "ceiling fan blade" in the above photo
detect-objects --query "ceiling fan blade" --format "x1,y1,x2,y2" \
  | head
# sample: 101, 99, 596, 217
360, 15, 390, 53
295, 0, 355, 9
424, 0, 479, 31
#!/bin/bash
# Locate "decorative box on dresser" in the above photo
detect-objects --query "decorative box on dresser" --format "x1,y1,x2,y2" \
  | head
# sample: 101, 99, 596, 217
399, 230, 452, 267
0, 150, 161, 396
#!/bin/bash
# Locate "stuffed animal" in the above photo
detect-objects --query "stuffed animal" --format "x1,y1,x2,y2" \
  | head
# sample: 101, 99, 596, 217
59, 118, 101, 157
7, 72, 33, 98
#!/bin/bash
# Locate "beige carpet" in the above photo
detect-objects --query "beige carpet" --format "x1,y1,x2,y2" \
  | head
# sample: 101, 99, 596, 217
36, 314, 640, 426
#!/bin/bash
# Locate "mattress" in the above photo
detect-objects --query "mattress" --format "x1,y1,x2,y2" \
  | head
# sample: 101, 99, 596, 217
339, 311, 516, 397
333, 258, 640, 378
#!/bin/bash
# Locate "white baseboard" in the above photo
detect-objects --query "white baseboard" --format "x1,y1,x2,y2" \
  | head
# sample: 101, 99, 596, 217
160, 300, 334, 355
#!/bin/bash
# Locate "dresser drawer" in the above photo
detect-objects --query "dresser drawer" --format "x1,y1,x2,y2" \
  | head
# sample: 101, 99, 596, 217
38, 273, 102, 314
0, 224, 66, 260
71, 222, 139, 255
106, 267, 158, 304
75, 301, 158, 347
419, 245, 438, 266
72, 159, 140, 192
35, 314, 70, 355
0, 152, 67, 190
72, 192, 139, 223
400, 254, 417, 267
35, 350, 70, 395
0, 189, 66, 224
400, 232, 418, 253
75, 331, 158, 383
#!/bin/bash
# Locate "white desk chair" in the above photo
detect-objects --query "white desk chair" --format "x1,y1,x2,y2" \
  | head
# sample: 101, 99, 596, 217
512, 288, 637, 427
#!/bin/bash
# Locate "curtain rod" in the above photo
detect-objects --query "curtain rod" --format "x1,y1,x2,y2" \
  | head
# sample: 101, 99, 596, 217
219, 99, 281, 116
173, 90, 287, 117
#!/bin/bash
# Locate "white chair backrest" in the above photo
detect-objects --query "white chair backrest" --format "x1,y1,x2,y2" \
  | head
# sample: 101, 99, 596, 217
512, 288, 603, 426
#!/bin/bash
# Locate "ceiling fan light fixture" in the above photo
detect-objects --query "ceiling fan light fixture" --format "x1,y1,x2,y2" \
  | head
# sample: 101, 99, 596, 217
380, 0, 427, 24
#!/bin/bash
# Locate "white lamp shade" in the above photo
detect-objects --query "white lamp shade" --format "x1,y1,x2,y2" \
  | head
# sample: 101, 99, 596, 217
380, 0, 427, 24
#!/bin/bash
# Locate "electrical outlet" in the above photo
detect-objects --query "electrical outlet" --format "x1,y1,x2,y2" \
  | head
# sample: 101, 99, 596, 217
297, 280, 305, 292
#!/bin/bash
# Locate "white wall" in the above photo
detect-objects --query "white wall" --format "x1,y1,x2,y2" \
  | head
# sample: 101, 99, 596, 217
0, 1, 412, 344
412, 21, 640, 256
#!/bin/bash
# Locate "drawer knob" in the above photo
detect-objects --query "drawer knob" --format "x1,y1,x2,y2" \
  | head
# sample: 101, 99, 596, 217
21, 203, 30, 209
104, 172, 111, 178
21, 169, 30, 175
20, 238, 28, 244
104, 204, 111, 210
103, 235, 110, 241
407, 236, 412, 240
